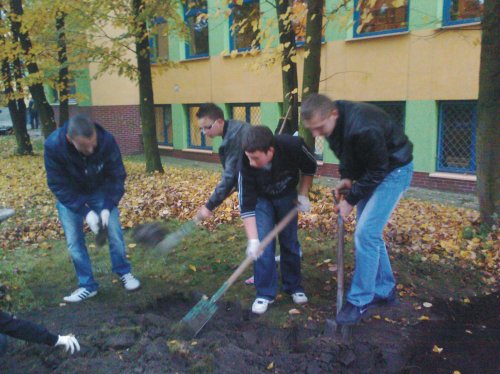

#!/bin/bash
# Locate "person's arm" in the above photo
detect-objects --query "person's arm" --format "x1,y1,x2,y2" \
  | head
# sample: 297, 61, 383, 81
0, 311, 57, 346
238, 169, 261, 259
44, 144, 90, 216
101, 136, 127, 211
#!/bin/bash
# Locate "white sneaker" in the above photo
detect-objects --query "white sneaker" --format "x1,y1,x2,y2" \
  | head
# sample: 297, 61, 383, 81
63, 287, 97, 303
252, 298, 274, 314
291, 292, 308, 305
120, 273, 140, 291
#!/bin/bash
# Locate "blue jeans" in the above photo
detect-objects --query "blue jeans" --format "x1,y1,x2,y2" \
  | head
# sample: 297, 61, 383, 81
254, 193, 304, 300
0, 333, 7, 356
57, 193, 131, 292
347, 162, 413, 307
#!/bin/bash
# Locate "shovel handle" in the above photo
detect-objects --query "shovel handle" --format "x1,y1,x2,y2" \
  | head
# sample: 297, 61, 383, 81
214, 207, 299, 301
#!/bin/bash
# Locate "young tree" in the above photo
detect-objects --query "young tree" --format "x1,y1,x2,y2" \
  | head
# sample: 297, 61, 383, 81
476, 0, 499, 226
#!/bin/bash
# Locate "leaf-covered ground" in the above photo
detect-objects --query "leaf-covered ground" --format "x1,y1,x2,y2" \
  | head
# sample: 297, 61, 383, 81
0, 137, 498, 284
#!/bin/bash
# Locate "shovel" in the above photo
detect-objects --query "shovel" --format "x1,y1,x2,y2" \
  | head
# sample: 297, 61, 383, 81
132, 218, 200, 254
179, 207, 299, 337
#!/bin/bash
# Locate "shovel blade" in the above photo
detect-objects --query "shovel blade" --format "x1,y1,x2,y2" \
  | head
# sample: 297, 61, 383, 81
179, 296, 218, 337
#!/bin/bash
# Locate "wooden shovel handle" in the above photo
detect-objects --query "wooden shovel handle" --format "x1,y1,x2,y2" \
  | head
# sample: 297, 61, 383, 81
224, 207, 299, 290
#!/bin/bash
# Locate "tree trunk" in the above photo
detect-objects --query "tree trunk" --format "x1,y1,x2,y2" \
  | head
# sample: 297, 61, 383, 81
276, 0, 299, 135
300, 0, 324, 149
56, 10, 69, 127
9, 0, 56, 138
1, 59, 32, 155
132, 0, 163, 173
476, 0, 500, 227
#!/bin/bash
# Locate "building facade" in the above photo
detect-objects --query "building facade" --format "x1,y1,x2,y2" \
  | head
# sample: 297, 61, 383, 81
55, 0, 484, 193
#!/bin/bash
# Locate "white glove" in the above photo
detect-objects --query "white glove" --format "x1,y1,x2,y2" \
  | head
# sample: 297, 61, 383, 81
85, 210, 100, 234
297, 195, 311, 213
55, 334, 80, 354
100, 209, 110, 227
246, 239, 261, 260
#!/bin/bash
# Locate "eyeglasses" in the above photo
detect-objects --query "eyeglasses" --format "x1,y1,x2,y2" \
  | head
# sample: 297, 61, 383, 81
200, 120, 217, 134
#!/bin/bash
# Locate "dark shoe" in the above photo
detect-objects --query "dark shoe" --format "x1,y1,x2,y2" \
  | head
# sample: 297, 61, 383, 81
368, 288, 399, 308
336, 302, 368, 325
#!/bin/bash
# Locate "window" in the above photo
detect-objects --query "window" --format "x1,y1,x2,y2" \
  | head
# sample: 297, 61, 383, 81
187, 104, 213, 150
443, 0, 483, 26
184, 0, 209, 58
155, 105, 173, 146
229, 103, 261, 125
354, 0, 409, 37
437, 101, 476, 174
368, 101, 406, 128
229, 0, 260, 52
291, 0, 308, 44
150, 21, 169, 63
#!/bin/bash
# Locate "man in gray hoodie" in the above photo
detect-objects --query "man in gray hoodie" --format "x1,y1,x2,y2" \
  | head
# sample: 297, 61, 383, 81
195, 104, 251, 221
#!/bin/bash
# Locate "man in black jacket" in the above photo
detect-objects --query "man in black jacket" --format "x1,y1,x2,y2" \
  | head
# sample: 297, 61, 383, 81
301, 94, 413, 325
239, 126, 317, 314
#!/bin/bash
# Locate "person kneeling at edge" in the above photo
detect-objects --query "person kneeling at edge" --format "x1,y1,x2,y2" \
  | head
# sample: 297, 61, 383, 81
44, 114, 140, 303
239, 126, 317, 314
301, 94, 414, 325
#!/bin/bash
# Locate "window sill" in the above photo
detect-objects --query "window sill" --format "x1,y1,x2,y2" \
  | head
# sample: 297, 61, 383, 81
429, 172, 476, 182
222, 49, 260, 58
181, 56, 210, 63
440, 21, 481, 30
347, 30, 409, 42
182, 148, 213, 154
158, 145, 173, 150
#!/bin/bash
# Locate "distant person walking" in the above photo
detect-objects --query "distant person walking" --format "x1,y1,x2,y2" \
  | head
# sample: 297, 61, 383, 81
28, 99, 39, 130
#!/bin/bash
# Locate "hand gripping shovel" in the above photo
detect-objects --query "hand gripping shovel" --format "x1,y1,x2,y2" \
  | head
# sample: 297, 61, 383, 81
179, 207, 299, 337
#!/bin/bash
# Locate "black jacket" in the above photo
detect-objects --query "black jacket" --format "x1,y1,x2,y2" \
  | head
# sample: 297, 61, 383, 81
0, 311, 58, 346
239, 135, 317, 218
327, 101, 413, 205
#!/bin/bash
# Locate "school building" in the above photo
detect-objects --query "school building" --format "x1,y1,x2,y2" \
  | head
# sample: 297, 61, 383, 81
51, 0, 484, 193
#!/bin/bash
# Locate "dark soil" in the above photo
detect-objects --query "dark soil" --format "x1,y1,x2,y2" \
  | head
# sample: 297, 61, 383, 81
1, 290, 498, 373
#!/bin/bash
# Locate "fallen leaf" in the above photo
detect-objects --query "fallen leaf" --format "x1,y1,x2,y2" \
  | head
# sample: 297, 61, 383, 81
423, 302, 433, 308
128, 243, 137, 249
189, 264, 197, 272
288, 308, 301, 315
267, 362, 274, 370
432, 345, 443, 353
418, 315, 430, 321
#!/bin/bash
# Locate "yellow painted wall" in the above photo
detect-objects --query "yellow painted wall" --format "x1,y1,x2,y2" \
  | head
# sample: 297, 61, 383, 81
88, 64, 140, 106
151, 28, 481, 104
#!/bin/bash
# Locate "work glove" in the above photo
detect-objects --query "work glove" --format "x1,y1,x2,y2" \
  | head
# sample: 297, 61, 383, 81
55, 334, 80, 354
85, 210, 100, 234
297, 195, 311, 213
246, 239, 261, 260
100, 209, 110, 228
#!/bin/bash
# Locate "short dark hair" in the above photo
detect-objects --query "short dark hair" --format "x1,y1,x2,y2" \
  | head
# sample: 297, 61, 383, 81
242, 125, 275, 153
196, 103, 224, 121
301, 93, 337, 121
67, 115, 96, 139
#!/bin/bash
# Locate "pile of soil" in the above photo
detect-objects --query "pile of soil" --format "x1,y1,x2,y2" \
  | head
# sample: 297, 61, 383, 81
1, 291, 498, 373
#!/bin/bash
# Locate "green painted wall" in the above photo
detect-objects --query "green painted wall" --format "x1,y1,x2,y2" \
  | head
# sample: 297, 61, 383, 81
208, 2, 228, 56
405, 100, 438, 173
76, 68, 93, 106
261, 102, 282, 132
325, 0, 354, 42
172, 104, 188, 149
410, 0, 442, 30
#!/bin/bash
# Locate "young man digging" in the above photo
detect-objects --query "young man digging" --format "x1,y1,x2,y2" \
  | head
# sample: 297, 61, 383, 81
44, 115, 140, 303
239, 126, 317, 314
301, 94, 413, 325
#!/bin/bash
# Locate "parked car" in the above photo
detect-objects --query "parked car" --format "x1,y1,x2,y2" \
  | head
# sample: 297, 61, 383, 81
0, 108, 14, 136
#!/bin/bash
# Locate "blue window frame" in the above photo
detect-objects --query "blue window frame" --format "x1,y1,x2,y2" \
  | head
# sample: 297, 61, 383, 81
437, 101, 477, 174
186, 104, 212, 150
443, 0, 483, 26
353, 0, 409, 38
155, 105, 173, 146
368, 101, 406, 128
184, 0, 209, 59
149, 19, 169, 63
229, 103, 261, 125
229, 0, 260, 52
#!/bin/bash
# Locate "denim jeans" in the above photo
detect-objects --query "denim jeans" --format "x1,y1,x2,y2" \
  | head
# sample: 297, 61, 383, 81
347, 162, 413, 307
254, 192, 304, 300
0, 333, 7, 356
57, 192, 131, 292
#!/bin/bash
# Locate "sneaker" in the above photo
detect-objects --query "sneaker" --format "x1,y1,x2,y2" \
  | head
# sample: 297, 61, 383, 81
368, 288, 399, 308
63, 287, 97, 303
252, 298, 274, 314
244, 275, 255, 285
336, 301, 368, 325
120, 273, 141, 291
291, 292, 308, 305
